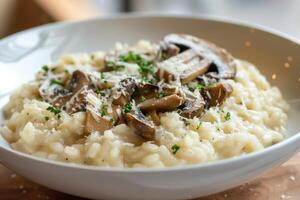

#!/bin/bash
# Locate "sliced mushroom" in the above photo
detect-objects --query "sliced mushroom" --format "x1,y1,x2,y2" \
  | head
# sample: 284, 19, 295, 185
138, 94, 184, 112
52, 70, 91, 112
64, 87, 89, 113
164, 34, 236, 79
123, 108, 156, 140
85, 110, 113, 134
156, 42, 180, 61
134, 83, 181, 102
180, 58, 212, 84
112, 78, 137, 106
135, 83, 159, 100
201, 82, 233, 107
180, 97, 205, 118
156, 49, 211, 83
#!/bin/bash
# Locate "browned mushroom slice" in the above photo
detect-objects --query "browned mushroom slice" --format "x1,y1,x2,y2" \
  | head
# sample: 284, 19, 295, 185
180, 96, 205, 119
156, 42, 180, 61
85, 110, 113, 134
112, 78, 137, 106
123, 108, 156, 140
64, 88, 89, 113
138, 94, 184, 112
135, 83, 159, 100
156, 49, 211, 83
180, 58, 212, 84
201, 82, 233, 107
52, 70, 90, 111
164, 34, 236, 79
146, 110, 160, 125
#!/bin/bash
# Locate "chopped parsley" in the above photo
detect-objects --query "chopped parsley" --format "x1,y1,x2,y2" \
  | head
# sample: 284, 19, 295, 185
109, 118, 115, 125
120, 51, 155, 75
106, 61, 125, 71
51, 67, 57, 72
95, 88, 105, 96
224, 112, 231, 121
176, 109, 182, 114
195, 83, 206, 91
196, 122, 202, 129
156, 91, 167, 99
42, 65, 49, 72
64, 69, 69, 74
99, 104, 108, 117
216, 127, 221, 132
141, 76, 155, 84
171, 144, 180, 154
140, 96, 146, 102
123, 102, 133, 113
46, 106, 61, 119
100, 72, 105, 79
50, 79, 64, 86
45, 116, 50, 121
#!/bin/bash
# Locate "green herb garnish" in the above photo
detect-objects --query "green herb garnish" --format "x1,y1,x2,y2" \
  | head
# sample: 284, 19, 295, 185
224, 112, 231, 121
171, 144, 180, 154
106, 61, 125, 71
196, 122, 202, 129
95, 89, 105, 96
46, 106, 61, 119
156, 91, 167, 99
140, 96, 146, 102
50, 79, 64, 86
99, 104, 108, 117
45, 116, 50, 121
120, 51, 155, 75
195, 83, 206, 91
42, 65, 49, 72
100, 72, 105, 79
123, 102, 133, 113
176, 109, 182, 114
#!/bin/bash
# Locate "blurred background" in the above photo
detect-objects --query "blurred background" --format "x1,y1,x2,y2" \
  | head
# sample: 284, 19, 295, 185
1, 0, 300, 38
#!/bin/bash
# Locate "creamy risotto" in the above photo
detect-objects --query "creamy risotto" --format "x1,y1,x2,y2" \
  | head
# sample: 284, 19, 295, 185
0, 34, 288, 168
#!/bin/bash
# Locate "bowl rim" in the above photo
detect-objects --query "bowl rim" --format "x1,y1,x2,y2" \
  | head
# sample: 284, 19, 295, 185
0, 13, 300, 173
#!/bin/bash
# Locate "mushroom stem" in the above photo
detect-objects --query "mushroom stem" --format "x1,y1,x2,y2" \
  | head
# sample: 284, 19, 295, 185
146, 110, 160, 125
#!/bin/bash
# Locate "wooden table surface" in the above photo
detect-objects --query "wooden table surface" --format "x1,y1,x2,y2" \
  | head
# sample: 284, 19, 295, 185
1, 153, 299, 200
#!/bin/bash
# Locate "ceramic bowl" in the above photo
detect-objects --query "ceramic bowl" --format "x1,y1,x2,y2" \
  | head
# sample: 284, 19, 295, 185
0, 14, 299, 200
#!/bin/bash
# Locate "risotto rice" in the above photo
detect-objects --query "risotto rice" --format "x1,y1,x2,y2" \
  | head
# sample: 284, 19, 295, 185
0, 35, 288, 168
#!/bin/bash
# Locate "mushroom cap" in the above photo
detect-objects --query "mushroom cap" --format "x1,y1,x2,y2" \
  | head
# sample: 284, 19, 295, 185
156, 49, 212, 83
164, 34, 236, 79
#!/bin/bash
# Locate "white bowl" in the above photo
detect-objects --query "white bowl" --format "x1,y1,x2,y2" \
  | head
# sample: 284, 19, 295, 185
0, 14, 299, 200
